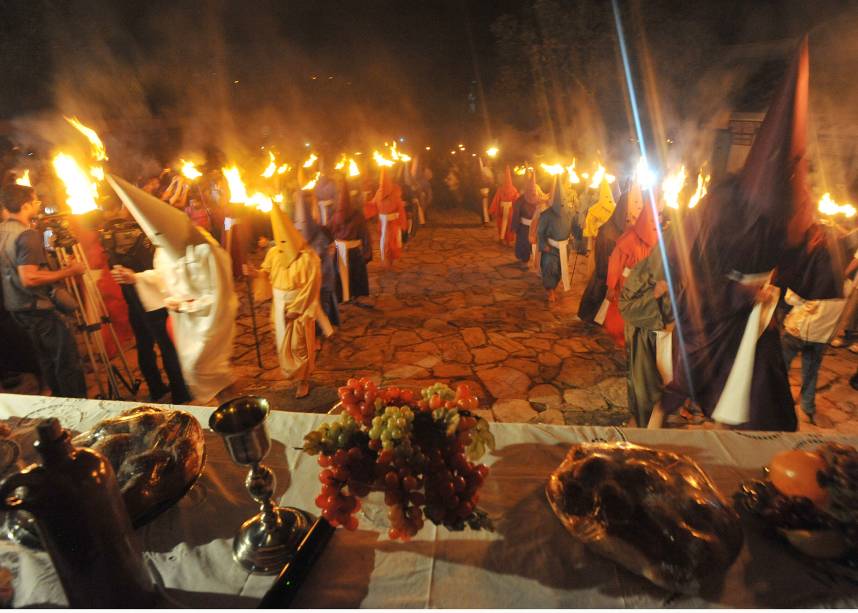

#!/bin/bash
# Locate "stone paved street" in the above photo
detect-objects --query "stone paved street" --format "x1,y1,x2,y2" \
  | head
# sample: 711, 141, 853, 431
225, 207, 858, 433
5, 206, 855, 432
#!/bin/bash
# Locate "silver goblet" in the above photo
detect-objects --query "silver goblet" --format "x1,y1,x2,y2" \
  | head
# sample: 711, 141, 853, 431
210, 396, 311, 574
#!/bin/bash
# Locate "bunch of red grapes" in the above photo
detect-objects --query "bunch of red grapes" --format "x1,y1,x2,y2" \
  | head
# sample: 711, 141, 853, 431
303, 379, 494, 541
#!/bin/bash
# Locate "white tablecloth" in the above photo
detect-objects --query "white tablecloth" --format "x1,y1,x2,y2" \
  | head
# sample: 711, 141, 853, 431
1, 393, 857, 608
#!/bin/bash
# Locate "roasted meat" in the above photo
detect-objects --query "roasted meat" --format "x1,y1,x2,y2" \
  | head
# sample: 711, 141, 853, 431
546, 442, 743, 594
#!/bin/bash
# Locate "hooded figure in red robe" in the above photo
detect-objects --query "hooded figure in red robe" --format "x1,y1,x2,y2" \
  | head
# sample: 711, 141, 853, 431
488, 166, 519, 244
511, 170, 548, 263
603, 184, 658, 346
373, 167, 407, 265
660, 37, 818, 431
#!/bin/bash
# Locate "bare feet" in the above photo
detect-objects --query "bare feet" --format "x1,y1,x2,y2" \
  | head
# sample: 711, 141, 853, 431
296, 381, 310, 398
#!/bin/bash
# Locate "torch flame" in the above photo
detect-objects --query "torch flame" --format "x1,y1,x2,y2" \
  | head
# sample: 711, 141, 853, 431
661, 165, 687, 210
818, 192, 856, 218
485, 146, 499, 159
540, 163, 565, 176
15, 170, 31, 186
261, 151, 277, 178
687, 171, 710, 209
565, 160, 581, 184
513, 164, 530, 176
180, 159, 202, 180
302, 172, 321, 190
52, 153, 99, 214
302, 153, 318, 169
222, 165, 248, 204
589, 164, 609, 189
246, 192, 273, 213
334, 155, 347, 171
348, 158, 360, 177
373, 150, 394, 167
90, 166, 105, 182
277, 163, 290, 175
64, 116, 108, 161
390, 142, 411, 163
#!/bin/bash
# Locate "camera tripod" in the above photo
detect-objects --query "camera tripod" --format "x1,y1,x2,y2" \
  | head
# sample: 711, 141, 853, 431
53, 239, 140, 400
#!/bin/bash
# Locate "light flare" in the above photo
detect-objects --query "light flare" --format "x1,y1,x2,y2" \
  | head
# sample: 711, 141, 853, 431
485, 146, 499, 158
634, 157, 656, 190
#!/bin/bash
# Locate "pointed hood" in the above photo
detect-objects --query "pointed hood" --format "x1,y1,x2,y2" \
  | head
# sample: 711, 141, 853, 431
738, 37, 811, 249
549, 177, 565, 213
583, 179, 617, 238
523, 170, 545, 205
495, 165, 518, 202
271, 199, 306, 264
633, 197, 659, 247
106, 174, 206, 260
626, 182, 643, 224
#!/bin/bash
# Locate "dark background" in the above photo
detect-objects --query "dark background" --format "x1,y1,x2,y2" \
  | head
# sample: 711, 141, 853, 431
1, 0, 856, 178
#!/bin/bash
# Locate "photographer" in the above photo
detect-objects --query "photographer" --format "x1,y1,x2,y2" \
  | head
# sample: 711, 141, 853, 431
0, 184, 87, 398
102, 197, 190, 404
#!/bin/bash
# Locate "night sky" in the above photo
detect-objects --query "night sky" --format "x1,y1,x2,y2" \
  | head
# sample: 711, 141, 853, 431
0, 0, 856, 166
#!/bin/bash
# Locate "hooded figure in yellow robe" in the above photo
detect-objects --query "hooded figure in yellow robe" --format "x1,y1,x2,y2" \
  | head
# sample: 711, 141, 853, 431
250, 203, 324, 397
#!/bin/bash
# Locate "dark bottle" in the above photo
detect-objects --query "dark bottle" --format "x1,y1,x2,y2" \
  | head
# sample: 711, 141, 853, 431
0, 418, 157, 607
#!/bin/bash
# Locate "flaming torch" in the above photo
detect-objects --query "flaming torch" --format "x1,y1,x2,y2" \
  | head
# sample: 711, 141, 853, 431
373, 150, 395, 167
818, 193, 856, 218
540, 163, 565, 176
64, 116, 108, 161
261, 151, 277, 179
52, 153, 99, 215
222, 165, 248, 204
180, 160, 203, 180
565, 160, 581, 184
302, 172, 321, 191
687, 170, 710, 209
347, 158, 360, 177
661, 165, 687, 210
15, 170, 31, 187
588, 163, 615, 188
302, 153, 318, 169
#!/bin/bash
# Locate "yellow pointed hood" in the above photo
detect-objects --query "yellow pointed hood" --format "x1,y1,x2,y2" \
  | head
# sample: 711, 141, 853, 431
270, 200, 306, 264
583, 179, 617, 238
106, 174, 206, 259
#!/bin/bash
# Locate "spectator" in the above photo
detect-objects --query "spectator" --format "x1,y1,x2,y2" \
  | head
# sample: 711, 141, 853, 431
0, 184, 87, 397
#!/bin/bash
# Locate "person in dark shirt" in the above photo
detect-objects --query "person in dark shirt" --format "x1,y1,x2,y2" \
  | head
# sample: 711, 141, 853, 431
0, 184, 87, 397
103, 198, 191, 404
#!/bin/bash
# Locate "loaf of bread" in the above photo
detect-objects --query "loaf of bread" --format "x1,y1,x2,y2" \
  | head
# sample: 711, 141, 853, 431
546, 442, 743, 594
73, 406, 205, 521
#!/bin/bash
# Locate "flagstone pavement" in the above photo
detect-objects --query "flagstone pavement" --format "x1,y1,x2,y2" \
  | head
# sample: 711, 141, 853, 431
6, 207, 856, 432
225, 207, 858, 434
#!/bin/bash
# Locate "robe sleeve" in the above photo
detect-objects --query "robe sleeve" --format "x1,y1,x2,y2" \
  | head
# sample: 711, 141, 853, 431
618, 256, 665, 330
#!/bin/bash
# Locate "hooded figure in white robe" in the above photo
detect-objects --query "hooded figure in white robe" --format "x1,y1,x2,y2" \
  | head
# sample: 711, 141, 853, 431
107, 175, 237, 403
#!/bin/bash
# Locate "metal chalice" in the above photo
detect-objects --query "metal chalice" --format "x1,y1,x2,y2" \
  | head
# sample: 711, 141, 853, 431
210, 396, 311, 574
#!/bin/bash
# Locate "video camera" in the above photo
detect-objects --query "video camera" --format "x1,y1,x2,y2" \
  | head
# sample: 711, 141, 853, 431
33, 212, 78, 251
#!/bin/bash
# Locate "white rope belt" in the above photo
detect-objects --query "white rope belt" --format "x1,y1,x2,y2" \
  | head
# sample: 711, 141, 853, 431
335, 239, 363, 302
547, 238, 571, 291
318, 199, 334, 225
480, 188, 490, 223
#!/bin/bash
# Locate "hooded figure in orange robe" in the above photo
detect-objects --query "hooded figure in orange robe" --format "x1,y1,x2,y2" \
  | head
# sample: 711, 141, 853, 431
603, 184, 658, 346
488, 166, 520, 244
373, 167, 407, 265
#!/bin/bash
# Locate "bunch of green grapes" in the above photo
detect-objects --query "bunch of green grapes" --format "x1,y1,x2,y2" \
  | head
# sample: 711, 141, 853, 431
303, 413, 360, 456
368, 405, 416, 451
